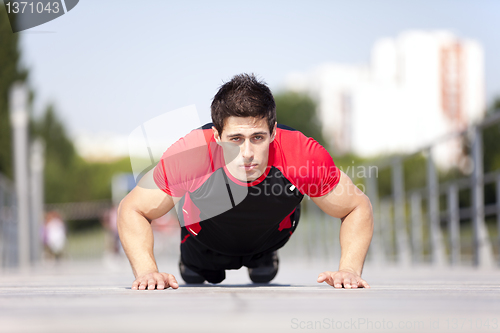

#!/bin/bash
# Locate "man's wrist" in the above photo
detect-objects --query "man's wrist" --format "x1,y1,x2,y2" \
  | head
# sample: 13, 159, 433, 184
134, 267, 159, 278
338, 266, 362, 276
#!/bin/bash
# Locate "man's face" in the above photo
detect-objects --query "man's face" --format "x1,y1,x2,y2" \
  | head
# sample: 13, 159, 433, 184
213, 116, 276, 182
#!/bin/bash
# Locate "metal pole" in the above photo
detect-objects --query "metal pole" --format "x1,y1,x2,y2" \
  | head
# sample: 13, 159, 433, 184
471, 126, 494, 267
426, 147, 446, 266
9, 83, 31, 268
311, 201, 320, 260
305, 201, 312, 261
303, 197, 313, 260
447, 184, 460, 265
322, 210, 334, 264
0, 176, 18, 268
380, 200, 393, 261
0, 178, 4, 267
298, 197, 309, 259
410, 191, 423, 264
331, 213, 341, 265
9, 188, 19, 267
365, 169, 385, 264
392, 158, 411, 266
497, 174, 500, 266
30, 139, 45, 263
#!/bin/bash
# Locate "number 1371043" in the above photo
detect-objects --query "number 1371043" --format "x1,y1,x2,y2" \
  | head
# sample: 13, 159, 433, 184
6, 2, 60, 14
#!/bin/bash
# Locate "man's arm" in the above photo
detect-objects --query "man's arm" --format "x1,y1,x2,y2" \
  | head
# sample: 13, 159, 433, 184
117, 169, 179, 290
311, 170, 374, 289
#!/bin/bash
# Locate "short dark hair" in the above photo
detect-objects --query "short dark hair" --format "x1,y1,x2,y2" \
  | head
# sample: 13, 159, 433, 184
211, 73, 276, 135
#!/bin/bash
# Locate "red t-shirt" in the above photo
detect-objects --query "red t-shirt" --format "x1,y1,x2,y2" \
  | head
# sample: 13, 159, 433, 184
153, 123, 340, 255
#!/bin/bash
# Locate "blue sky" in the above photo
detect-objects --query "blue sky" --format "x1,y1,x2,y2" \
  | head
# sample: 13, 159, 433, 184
17, 0, 500, 138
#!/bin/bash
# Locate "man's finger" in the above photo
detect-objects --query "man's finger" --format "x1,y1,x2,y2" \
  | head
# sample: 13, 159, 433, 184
318, 271, 336, 285
333, 275, 343, 288
156, 280, 165, 290
343, 277, 352, 289
147, 278, 157, 290
359, 279, 371, 288
322, 273, 335, 286
139, 280, 147, 290
131, 280, 140, 290
167, 274, 179, 289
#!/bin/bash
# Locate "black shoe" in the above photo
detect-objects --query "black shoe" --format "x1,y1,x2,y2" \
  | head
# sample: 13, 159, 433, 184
248, 251, 279, 283
179, 259, 205, 284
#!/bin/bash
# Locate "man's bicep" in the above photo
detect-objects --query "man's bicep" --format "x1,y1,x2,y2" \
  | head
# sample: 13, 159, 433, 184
311, 171, 366, 219
121, 169, 176, 221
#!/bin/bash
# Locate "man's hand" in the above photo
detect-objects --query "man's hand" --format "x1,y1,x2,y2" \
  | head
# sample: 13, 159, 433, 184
132, 272, 179, 290
317, 270, 370, 289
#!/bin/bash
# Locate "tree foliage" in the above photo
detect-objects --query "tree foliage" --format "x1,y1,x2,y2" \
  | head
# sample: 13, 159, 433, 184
274, 91, 328, 149
482, 97, 500, 174
0, 7, 28, 177
1, 9, 130, 205
480, 97, 500, 207
32, 105, 77, 203
32, 105, 76, 167
32, 105, 132, 203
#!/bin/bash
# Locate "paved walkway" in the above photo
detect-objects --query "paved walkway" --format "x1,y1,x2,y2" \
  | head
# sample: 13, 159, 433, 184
1, 256, 500, 333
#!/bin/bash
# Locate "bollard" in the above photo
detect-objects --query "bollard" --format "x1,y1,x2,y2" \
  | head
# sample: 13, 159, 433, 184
365, 170, 385, 265
470, 126, 495, 267
30, 139, 45, 263
447, 184, 460, 265
497, 174, 500, 265
9, 83, 31, 268
426, 147, 446, 266
380, 200, 393, 261
392, 158, 411, 266
410, 191, 423, 264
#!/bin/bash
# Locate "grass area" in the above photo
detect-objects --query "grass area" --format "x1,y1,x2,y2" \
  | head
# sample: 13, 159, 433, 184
443, 218, 499, 264
60, 212, 499, 264
65, 226, 107, 260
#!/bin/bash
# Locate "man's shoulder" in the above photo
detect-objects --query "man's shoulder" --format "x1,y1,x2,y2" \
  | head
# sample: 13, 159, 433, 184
272, 125, 340, 197
163, 123, 214, 154
274, 123, 308, 147
276, 123, 299, 132
200, 122, 214, 130
153, 123, 221, 195
273, 124, 323, 156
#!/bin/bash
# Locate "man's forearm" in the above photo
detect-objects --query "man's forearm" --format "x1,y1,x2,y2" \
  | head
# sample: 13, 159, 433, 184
338, 196, 373, 276
117, 204, 158, 278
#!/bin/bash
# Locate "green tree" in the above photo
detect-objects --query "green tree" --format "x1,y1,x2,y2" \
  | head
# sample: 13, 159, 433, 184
0, 8, 28, 177
33, 105, 76, 167
274, 91, 328, 149
482, 97, 500, 174
32, 105, 132, 203
32, 105, 78, 203
1, 9, 131, 208
479, 97, 500, 207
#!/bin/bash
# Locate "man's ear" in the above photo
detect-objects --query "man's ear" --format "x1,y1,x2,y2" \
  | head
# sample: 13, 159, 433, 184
212, 126, 221, 144
270, 122, 277, 143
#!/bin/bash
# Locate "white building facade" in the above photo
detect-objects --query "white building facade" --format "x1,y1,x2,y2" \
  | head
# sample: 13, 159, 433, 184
286, 31, 485, 168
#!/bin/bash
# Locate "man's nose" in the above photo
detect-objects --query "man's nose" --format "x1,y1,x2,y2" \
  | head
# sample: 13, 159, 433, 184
241, 140, 254, 159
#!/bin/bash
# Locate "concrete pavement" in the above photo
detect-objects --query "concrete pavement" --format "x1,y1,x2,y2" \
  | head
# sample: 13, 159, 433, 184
1, 256, 500, 333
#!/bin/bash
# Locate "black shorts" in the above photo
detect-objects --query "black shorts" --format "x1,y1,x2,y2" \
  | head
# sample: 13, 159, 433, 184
180, 204, 301, 283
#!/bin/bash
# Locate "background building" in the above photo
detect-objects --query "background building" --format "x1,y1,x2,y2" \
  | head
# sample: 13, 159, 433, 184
286, 30, 485, 168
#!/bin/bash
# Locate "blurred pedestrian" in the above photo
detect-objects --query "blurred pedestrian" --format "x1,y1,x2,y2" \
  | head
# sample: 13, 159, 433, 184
102, 205, 121, 255
43, 211, 66, 261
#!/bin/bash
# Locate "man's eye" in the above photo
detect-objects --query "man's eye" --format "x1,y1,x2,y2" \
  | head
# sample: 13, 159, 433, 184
253, 136, 263, 140
231, 138, 241, 142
